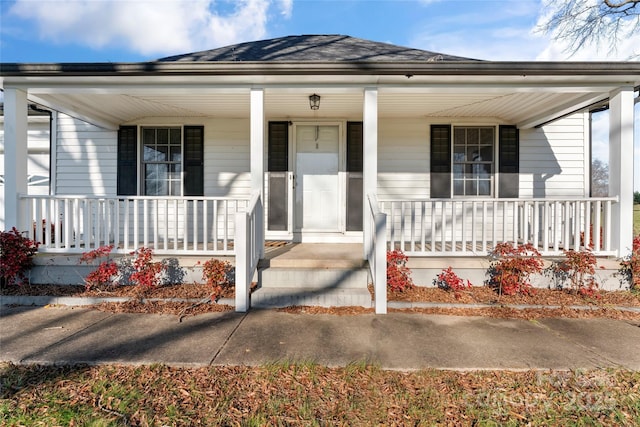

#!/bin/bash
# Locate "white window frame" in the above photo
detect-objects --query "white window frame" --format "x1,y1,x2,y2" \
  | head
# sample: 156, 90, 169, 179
452, 125, 496, 197
140, 126, 184, 196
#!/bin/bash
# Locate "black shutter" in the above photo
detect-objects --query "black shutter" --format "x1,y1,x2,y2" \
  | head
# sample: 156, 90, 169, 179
117, 126, 137, 196
346, 122, 363, 231
267, 122, 289, 231
430, 125, 451, 198
184, 126, 204, 196
499, 125, 519, 198
268, 122, 288, 172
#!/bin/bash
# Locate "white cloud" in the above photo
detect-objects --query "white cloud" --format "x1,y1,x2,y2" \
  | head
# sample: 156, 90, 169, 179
9, 0, 293, 56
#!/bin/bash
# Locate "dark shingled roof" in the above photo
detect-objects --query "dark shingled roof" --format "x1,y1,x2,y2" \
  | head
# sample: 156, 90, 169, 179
158, 34, 477, 62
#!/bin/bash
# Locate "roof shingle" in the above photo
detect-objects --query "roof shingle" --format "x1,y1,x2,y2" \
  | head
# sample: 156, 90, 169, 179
158, 34, 477, 62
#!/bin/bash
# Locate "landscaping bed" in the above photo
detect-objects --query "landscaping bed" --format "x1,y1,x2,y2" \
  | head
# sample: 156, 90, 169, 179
2, 282, 640, 321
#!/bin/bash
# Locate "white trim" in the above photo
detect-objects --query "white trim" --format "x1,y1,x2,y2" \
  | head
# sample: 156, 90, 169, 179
50, 110, 58, 195
3, 88, 29, 229
609, 87, 634, 257
250, 89, 265, 199
517, 93, 608, 129
363, 88, 378, 258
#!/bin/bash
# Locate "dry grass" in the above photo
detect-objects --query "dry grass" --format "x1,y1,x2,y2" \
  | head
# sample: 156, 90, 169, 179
2, 363, 639, 426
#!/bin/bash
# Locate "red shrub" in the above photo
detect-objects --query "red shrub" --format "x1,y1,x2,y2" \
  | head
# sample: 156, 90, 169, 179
554, 249, 600, 298
79, 245, 118, 291
0, 227, 40, 286
387, 249, 414, 292
202, 258, 233, 301
129, 247, 165, 288
487, 242, 543, 297
434, 267, 471, 299
620, 235, 640, 291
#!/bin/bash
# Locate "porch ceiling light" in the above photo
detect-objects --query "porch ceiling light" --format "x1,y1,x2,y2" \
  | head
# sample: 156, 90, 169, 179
309, 93, 321, 110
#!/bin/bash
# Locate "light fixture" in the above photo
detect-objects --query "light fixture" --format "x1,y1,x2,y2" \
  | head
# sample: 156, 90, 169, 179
309, 93, 321, 110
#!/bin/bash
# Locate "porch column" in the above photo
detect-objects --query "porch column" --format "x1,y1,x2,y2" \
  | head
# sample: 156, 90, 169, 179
608, 87, 635, 257
363, 88, 378, 258
2, 88, 29, 231
250, 88, 265, 256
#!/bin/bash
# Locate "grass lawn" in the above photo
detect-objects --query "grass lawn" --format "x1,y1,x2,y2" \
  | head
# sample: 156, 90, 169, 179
635, 204, 640, 236
1, 363, 639, 426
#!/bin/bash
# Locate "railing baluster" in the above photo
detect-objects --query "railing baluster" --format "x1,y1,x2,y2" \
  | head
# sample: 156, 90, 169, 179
594, 200, 602, 252
203, 199, 208, 251
604, 200, 612, 253
420, 201, 426, 254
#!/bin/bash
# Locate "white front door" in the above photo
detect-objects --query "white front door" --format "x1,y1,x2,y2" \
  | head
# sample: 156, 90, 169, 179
295, 125, 340, 232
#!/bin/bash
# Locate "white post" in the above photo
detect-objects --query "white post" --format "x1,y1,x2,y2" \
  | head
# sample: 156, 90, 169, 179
235, 211, 250, 312
608, 87, 634, 257
363, 88, 378, 258
3, 88, 29, 231
374, 211, 387, 314
250, 88, 265, 257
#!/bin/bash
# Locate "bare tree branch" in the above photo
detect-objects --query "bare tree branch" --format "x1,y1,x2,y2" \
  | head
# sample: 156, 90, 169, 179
539, 0, 640, 58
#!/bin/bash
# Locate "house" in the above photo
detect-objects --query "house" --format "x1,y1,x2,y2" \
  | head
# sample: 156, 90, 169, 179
0, 103, 51, 231
1, 35, 638, 313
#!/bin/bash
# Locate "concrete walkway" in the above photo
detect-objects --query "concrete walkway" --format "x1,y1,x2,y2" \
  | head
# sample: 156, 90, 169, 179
2, 305, 639, 370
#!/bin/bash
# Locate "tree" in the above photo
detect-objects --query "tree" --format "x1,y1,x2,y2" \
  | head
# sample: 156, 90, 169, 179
634, 191, 640, 204
591, 159, 609, 197
539, 0, 640, 56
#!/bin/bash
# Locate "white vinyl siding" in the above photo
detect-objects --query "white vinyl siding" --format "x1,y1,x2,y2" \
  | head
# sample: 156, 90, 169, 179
0, 116, 51, 230
55, 114, 117, 195
377, 118, 429, 199
519, 114, 588, 198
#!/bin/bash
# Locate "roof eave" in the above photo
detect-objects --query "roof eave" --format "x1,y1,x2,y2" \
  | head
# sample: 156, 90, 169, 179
2, 61, 640, 78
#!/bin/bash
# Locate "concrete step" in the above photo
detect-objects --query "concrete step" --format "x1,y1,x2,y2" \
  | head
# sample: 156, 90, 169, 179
259, 267, 369, 289
251, 287, 372, 308
253, 266, 371, 308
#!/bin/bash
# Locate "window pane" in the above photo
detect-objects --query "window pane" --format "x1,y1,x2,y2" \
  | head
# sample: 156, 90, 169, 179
467, 128, 479, 143
156, 128, 169, 144
478, 180, 491, 196
453, 180, 464, 195
156, 145, 168, 161
170, 146, 182, 162
480, 145, 493, 162
170, 128, 181, 145
143, 145, 159, 162
465, 180, 477, 196
480, 128, 494, 144
143, 128, 155, 145
454, 128, 465, 145
170, 181, 181, 196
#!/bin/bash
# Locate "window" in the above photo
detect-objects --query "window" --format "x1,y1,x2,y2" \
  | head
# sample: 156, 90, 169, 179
453, 126, 494, 196
117, 125, 203, 196
430, 124, 519, 199
142, 127, 182, 196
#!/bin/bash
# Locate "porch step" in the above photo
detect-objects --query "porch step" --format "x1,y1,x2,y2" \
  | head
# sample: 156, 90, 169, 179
251, 286, 372, 309
252, 267, 372, 308
251, 243, 372, 308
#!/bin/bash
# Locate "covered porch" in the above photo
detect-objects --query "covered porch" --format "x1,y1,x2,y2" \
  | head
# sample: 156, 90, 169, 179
2, 61, 637, 314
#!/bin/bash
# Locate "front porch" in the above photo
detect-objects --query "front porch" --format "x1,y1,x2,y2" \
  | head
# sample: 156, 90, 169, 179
17, 192, 624, 314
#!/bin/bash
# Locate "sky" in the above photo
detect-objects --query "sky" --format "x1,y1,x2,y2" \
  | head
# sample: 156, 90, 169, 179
0, 0, 639, 190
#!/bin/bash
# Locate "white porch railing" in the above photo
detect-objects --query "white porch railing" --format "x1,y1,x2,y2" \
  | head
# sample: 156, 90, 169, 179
379, 197, 618, 257
235, 191, 264, 312
366, 193, 387, 314
18, 195, 249, 255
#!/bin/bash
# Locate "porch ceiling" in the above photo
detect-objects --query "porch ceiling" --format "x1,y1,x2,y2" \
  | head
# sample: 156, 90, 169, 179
28, 87, 611, 130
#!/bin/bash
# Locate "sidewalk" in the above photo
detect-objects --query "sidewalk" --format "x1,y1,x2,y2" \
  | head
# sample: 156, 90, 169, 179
2, 305, 640, 370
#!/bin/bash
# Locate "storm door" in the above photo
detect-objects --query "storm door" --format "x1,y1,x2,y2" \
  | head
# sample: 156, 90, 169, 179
294, 125, 340, 232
